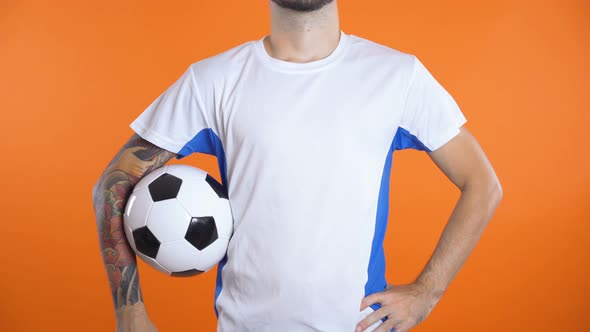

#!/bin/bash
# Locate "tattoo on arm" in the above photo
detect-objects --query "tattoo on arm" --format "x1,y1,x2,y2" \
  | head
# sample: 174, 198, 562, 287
93, 134, 175, 309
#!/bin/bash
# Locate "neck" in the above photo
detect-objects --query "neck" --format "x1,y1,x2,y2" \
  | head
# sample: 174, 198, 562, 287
265, 1, 340, 63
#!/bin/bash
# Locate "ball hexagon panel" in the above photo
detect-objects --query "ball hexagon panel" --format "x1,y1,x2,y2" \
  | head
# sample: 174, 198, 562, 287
133, 166, 168, 191
124, 224, 138, 253
196, 237, 229, 272
176, 179, 233, 240
135, 250, 170, 275
156, 240, 202, 273
132, 226, 160, 259
124, 187, 153, 230
165, 164, 208, 182
148, 173, 183, 201
175, 172, 218, 210
146, 199, 192, 243
167, 164, 227, 201
185, 216, 218, 250
210, 199, 233, 240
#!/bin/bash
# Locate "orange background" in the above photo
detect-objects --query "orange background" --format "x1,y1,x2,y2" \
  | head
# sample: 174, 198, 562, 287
0, 0, 588, 331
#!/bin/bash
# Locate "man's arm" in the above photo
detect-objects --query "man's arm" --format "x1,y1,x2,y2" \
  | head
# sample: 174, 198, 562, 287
414, 125, 503, 299
357, 125, 502, 332
92, 133, 176, 329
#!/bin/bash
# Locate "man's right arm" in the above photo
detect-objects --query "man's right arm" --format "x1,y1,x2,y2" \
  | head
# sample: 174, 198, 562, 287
92, 133, 176, 331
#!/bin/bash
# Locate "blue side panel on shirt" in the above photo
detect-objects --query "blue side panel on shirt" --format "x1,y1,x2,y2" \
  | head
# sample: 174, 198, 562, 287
364, 132, 394, 329
175, 128, 229, 319
393, 126, 431, 152
364, 126, 426, 331
176, 128, 229, 187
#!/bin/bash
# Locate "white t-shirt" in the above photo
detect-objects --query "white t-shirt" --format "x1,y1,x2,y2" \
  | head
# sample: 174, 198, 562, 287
129, 30, 467, 332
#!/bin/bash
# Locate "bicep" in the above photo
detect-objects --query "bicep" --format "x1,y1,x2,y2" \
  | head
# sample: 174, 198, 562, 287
426, 126, 500, 191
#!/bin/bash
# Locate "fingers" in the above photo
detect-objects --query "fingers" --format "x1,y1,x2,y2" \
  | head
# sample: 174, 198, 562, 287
360, 292, 384, 311
356, 306, 388, 332
372, 317, 402, 332
127, 157, 156, 176
142, 157, 157, 166
127, 146, 148, 152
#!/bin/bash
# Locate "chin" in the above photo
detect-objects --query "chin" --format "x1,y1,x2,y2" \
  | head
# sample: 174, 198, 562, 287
271, 0, 335, 12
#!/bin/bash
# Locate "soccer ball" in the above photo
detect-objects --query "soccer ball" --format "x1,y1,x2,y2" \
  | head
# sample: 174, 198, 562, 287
123, 164, 233, 277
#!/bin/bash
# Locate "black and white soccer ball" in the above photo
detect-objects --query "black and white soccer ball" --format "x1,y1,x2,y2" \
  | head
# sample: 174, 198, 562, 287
123, 164, 233, 277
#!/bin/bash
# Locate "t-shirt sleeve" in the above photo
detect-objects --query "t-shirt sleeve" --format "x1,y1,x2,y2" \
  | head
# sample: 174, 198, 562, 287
129, 64, 217, 160
396, 55, 467, 152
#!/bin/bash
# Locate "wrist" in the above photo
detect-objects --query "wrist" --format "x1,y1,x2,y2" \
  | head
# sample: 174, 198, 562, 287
414, 273, 446, 302
115, 301, 148, 319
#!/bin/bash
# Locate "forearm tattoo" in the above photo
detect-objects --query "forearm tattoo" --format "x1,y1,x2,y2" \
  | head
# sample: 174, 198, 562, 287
93, 134, 175, 309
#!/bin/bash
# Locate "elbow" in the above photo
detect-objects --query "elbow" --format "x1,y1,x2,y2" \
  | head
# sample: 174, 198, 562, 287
488, 181, 503, 209
462, 176, 503, 204
486, 179, 503, 208
495, 180, 503, 201
489, 172, 503, 202
92, 180, 102, 201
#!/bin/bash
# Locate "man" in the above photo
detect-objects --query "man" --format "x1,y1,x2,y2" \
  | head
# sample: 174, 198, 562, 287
92, 0, 503, 331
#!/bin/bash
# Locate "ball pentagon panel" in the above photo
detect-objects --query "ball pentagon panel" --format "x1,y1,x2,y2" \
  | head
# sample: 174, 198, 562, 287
132, 226, 160, 259
185, 216, 218, 250
148, 173, 183, 202
133, 165, 168, 191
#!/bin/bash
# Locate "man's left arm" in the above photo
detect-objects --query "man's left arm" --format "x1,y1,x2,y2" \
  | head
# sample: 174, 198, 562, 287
415, 125, 503, 299
357, 126, 503, 332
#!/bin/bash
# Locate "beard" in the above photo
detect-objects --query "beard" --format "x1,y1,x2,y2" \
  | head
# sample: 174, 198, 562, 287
270, 0, 335, 12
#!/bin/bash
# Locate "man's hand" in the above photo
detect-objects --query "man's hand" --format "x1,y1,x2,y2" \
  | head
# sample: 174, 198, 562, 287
355, 282, 441, 332
116, 301, 158, 332
108, 146, 158, 178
